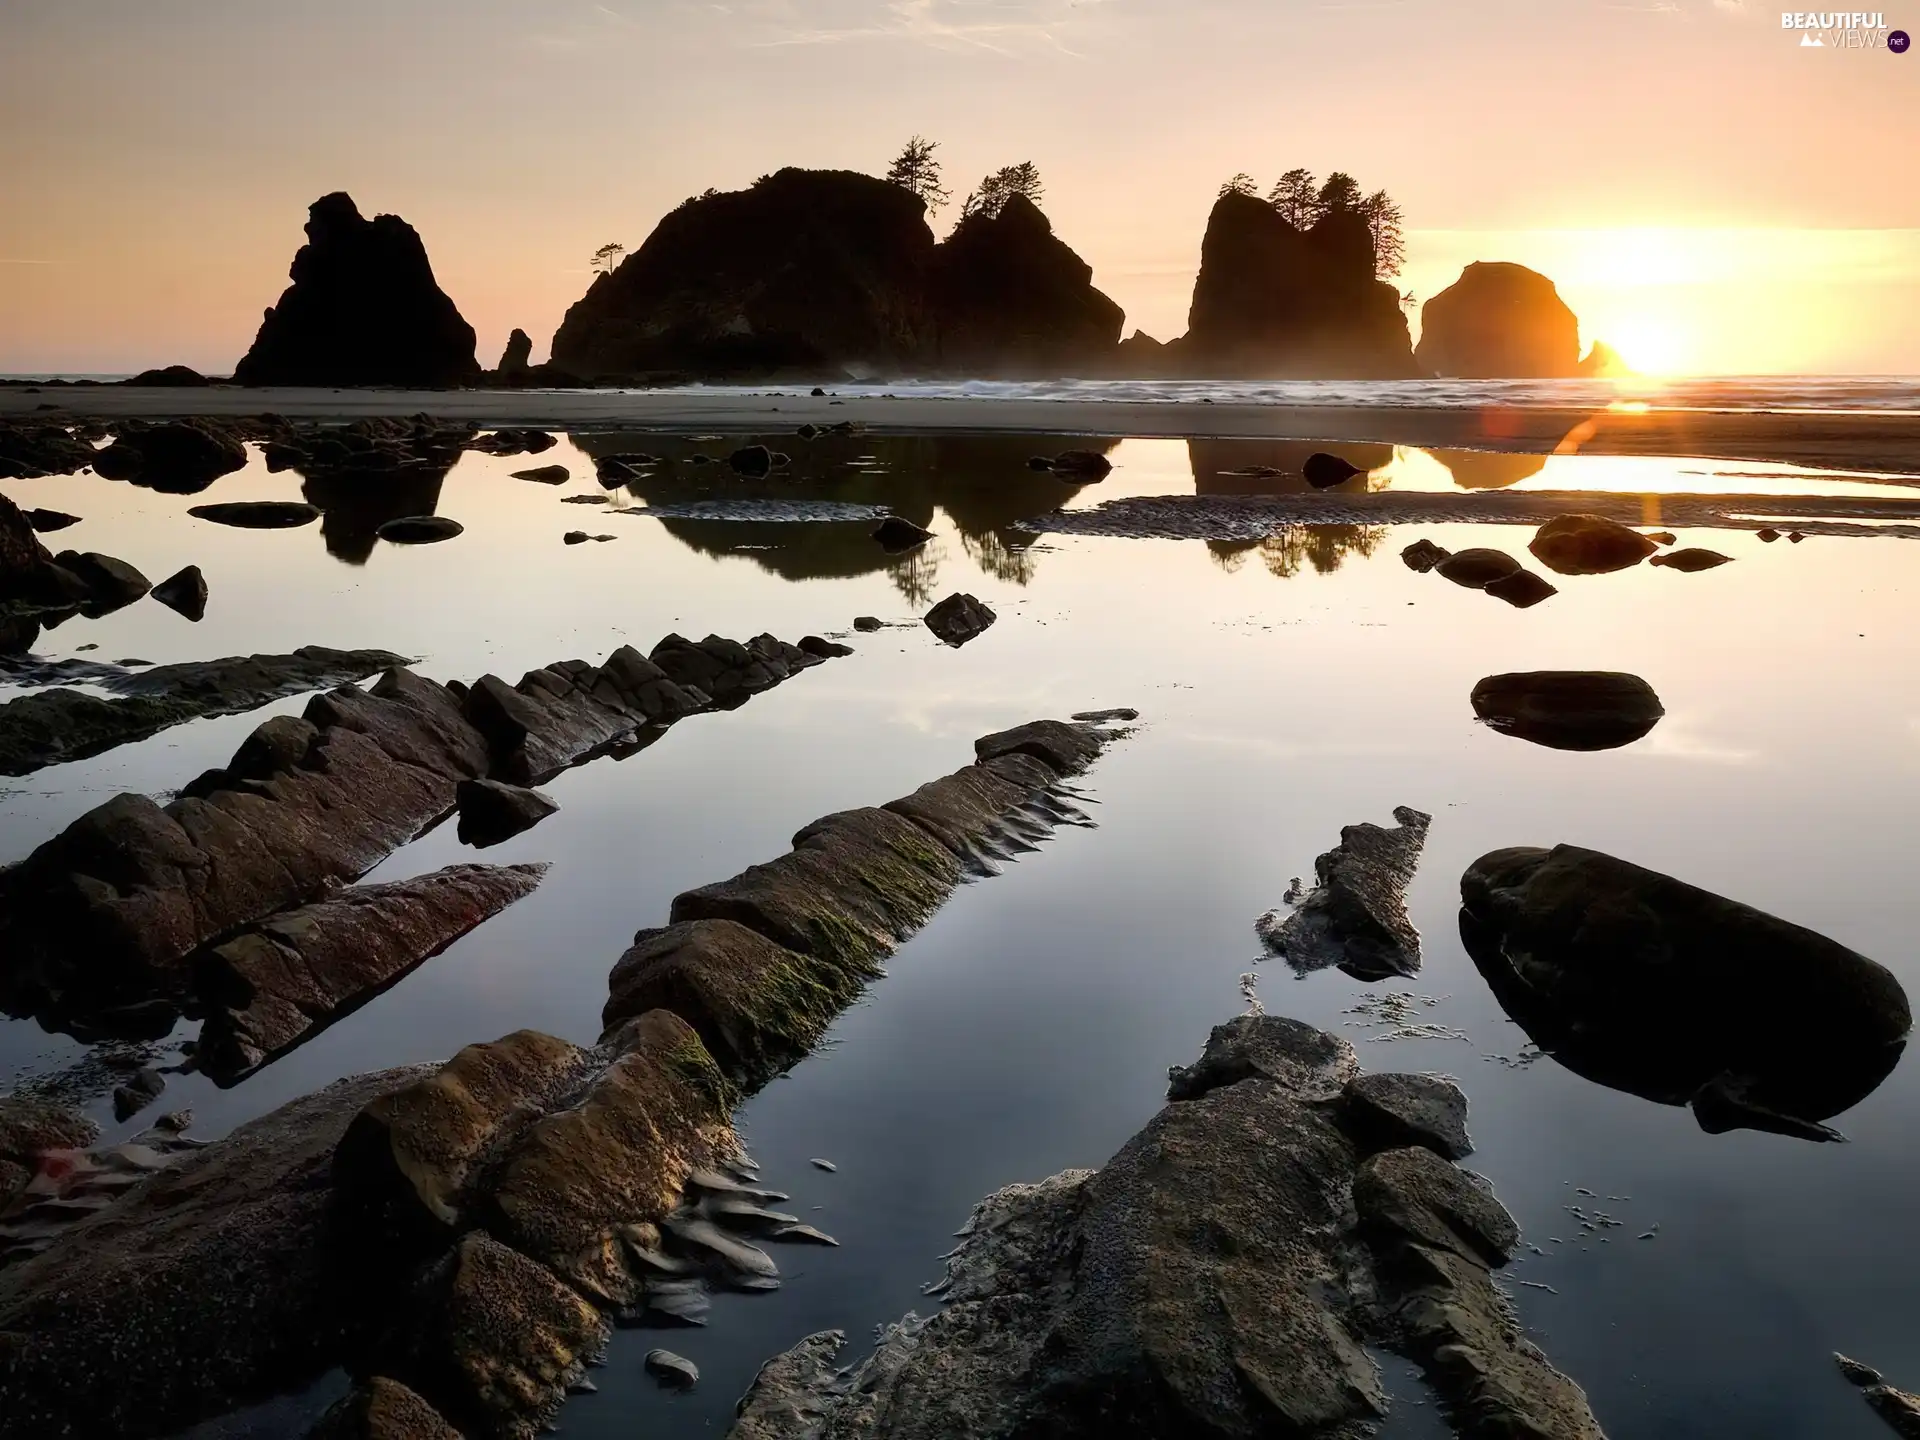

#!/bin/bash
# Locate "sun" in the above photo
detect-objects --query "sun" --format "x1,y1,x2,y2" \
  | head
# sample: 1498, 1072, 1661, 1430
1597, 313, 1690, 377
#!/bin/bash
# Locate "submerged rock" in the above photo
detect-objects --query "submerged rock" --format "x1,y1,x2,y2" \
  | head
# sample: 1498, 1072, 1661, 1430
1529, 514, 1658, 576
1046, 448, 1113, 480
1401, 538, 1450, 573
455, 778, 559, 847
376, 516, 464, 545
189, 500, 322, 529
1471, 671, 1665, 752
1257, 806, 1431, 980
645, 1349, 701, 1389
52, 550, 151, 616
1484, 569, 1559, 608
872, 516, 934, 553
1435, 547, 1523, 588
727, 1014, 1601, 1440
195, 863, 548, 1082
235, 192, 481, 388
92, 420, 248, 494
1461, 844, 1911, 1141
510, 464, 569, 484
1650, 547, 1733, 572
924, 592, 996, 647
150, 564, 209, 621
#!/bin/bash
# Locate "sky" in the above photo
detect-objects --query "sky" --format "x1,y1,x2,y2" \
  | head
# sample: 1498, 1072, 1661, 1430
1, 0, 1916, 376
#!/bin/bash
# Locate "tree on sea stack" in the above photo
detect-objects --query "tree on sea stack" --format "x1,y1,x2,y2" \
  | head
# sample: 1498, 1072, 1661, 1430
1219, 173, 1260, 199
960, 162, 1044, 221
1316, 171, 1363, 216
591, 242, 625, 276
1268, 168, 1319, 228
1361, 190, 1405, 280
885, 136, 952, 213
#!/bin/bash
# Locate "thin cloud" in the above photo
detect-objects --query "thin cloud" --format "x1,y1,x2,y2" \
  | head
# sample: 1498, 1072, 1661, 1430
0, 259, 57, 265
748, 0, 1116, 55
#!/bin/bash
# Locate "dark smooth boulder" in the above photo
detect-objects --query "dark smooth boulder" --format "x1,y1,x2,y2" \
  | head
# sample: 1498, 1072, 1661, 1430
1047, 448, 1112, 480
924, 592, 996, 647
1416, 262, 1581, 378
927, 195, 1124, 375
730, 445, 774, 477
195, 863, 548, 1082
1434, 547, 1522, 588
236, 192, 481, 388
1529, 513, 1658, 575
1461, 844, 1912, 1140
1400, 538, 1452, 573
24, 509, 81, 533
150, 564, 209, 621
376, 516, 463, 545
551, 169, 936, 378
1484, 569, 1559, 608
1471, 671, 1664, 751
1175, 191, 1417, 378
50, 550, 150, 616
455, 778, 558, 847
1302, 451, 1363, 489
511, 464, 569, 484
0, 494, 87, 614
189, 500, 321, 529
1257, 806, 1431, 980
93, 421, 247, 493
872, 516, 933, 553
1651, 547, 1733, 572
974, 718, 1102, 776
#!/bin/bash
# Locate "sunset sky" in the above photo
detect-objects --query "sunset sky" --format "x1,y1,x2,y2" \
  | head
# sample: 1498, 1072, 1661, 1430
2, 0, 1916, 376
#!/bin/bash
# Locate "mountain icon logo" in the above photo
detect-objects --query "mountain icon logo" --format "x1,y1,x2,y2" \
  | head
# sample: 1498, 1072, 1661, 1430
1800, 30, 1825, 44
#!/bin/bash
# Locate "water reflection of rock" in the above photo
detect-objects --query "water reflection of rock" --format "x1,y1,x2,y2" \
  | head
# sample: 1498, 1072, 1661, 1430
300, 466, 451, 564
1188, 439, 1390, 578
1431, 448, 1547, 490
1460, 845, 1911, 1141
572, 432, 1113, 596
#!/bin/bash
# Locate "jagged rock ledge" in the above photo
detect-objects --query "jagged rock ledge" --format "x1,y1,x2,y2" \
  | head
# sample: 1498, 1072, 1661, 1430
0, 719, 1124, 1440
729, 1013, 1605, 1440
0, 631, 847, 1027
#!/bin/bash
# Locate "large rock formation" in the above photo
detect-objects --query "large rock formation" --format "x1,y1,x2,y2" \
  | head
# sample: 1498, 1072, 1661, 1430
1460, 844, 1912, 1140
550, 170, 937, 379
1172, 192, 1416, 378
1416, 262, 1580, 379
235, 192, 481, 388
1256, 805, 1431, 979
729, 1015, 1605, 1440
927, 195, 1124, 375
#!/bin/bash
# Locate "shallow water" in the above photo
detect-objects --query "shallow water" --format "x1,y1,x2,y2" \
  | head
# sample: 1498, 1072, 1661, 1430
4, 429, 1919, 1437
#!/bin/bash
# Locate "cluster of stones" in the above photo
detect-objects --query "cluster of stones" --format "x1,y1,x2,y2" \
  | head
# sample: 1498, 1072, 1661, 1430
0, 719, 1119, 1440
729, 1013, 1606, 1440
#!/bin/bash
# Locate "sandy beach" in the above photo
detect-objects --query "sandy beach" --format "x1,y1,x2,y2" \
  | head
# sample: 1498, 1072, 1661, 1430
5, 386, 1918, 477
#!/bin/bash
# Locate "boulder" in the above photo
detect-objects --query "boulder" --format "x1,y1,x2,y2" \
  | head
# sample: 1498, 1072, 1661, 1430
1471, 671, 1665, 752
1175, 191, 1417, 378
1166, 1012, 1359, 1102
550, 169, 936, 378
306, 1378, 462, 1440
0, 421, 97, 480
92, 420, 248, 493
1434, 547, 1523, 588
496, 329, 534, 377
112, 1065, 167, 1121
924, 592, 996, 646
1416, 262, 1582, 378
1256, 805, 1431, 980
873, 515, 934, 552
455, 778, 559, 847
1529, 514, 1658, 575
189, 500, 322, 528
377, 516, 464, 545
1303, 450, 1363, 489
1353, 1145, 1518, 1265
510, 464, 568, 485
51, 549, 150, 616
927, 194, 1124, 374
1047, 448, 1113, 480
974, 718, 1104, 776
235, 192, 481, 387
729, 444, 774, 477
1484, 569, 1559, 608
195, 863, 549, 1082
125, 365, 211, 387
1461, 844, 1912, 1140
150, 564, 209, 621
24, 508, 81, 533
1401, 538, 1451, 573
1651, 547, 1733, 572
1342, 1072, 1473, 1160
0, 492, 85, 612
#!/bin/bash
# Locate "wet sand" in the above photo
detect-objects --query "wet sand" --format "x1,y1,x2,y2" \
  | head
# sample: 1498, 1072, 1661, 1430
5, 385, 1919, 477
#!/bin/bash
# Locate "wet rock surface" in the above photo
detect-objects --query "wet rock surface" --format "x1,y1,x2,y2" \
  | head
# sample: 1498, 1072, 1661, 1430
195, 863, 549, 1082
726, 1015, 1603, 1440
1258, 805, 1431, 979
1435, 547, 1523, 588
189, 499, 323, 528
306, 1377, 462, 1440
0, 420, 98, 479
150, 563, 209, 620
1343, 1071, 1474, 1160
1650, 547, 1733, 572
0, 643, 409, 777
1528, 514, 1659, 575
455, 778, 559, 847
1471, 671, 1665, 752
377, 515, 465, 544
924, 592, 997, 646
1461, 844, 1912, 1140
92, 419, 248, 493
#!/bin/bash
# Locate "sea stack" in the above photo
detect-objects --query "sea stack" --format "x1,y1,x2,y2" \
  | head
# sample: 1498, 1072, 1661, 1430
1416, 262, 1580, 378
234, 192, 481, 387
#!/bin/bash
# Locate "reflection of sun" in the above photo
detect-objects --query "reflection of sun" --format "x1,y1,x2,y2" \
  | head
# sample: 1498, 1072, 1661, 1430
1602, 314, 1688, 376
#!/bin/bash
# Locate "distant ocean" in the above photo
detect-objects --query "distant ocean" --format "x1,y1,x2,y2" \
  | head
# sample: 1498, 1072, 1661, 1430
693, 376, 1920, 415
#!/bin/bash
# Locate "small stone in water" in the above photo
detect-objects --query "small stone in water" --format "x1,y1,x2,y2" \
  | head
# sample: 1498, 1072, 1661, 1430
810, 1157, 837, 1172
771, 1223, 839, 1246
645, 1349, 699, 1389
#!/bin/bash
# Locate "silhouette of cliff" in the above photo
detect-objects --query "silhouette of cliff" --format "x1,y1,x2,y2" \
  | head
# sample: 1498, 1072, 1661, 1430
1416, 263, 1580, 378
235, 193, 480, 387
1169, 193, 1416, 378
